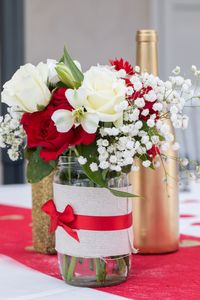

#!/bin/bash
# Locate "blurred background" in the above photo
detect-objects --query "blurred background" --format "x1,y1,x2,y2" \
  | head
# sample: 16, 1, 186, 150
0, 0, 200, 184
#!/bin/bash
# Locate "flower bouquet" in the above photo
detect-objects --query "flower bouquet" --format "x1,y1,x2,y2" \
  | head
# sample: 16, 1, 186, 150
1, 47, 200, 286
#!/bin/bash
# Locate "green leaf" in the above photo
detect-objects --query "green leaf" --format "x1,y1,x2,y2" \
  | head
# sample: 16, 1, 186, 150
63, 46, 84, 85
77, 142, 140, 198
55, 64, 75, 88
77, 142, 106, 187
108, 188, 139, 198
137, 153, 154, 169
121, 164, 132, 174
26, 147, 57, 183
55, 81, 68, 89
102, 169, 108, 181
24, 146, 36, 160
48, 160, 58, 169
81, 164, 106, 187
59, 54, 65, 63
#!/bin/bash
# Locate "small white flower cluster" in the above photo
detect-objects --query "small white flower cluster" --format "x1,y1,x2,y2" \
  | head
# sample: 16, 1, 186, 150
95, 121, 160, 172
86, 66, 198, 173
139, 70, 192, 130
191, 65, 200, 78
0, 107, 25, 160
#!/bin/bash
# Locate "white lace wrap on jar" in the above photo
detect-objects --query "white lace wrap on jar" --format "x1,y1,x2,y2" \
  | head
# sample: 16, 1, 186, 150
54, 183, 133, 258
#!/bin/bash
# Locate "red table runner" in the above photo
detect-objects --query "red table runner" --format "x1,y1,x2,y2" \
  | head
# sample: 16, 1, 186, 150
0, 204, 200, 300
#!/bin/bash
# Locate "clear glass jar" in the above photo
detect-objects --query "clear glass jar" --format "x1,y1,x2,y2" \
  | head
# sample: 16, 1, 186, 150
54, 156, 132, 287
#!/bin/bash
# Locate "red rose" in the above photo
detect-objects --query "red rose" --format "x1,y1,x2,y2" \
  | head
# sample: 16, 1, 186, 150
21, 88, 96, 161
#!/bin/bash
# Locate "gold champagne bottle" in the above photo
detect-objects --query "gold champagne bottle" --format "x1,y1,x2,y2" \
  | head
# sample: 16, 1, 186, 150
132, 30, 179, 253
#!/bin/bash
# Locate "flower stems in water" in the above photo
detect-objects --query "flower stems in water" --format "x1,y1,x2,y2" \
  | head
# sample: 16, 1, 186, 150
117, 258, 127, 275
62, 255, 68, 279
95, 258, 107, 283
89, 258, 94, 271
66, 256, 76, 281
68, 149, 72, 184
61, 254, 129, 285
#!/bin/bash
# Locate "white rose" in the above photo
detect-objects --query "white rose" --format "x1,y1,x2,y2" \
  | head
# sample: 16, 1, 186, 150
1, 63, 51, 113
46, 59, 60, 85
81, 66, 127, 122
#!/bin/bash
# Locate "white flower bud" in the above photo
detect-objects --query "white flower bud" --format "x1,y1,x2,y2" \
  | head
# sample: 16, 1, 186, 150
147, 119, 155, 128
172, 66, 180, 75
175, 76, 184, 86
164, 81, 172, 90
151, 135, 159, 144
89, 162, 98, 172
172, 142, 180, 151
99, 161, 109, 169
134, 81, 143, 91
117, 69, 126, 78
191, 65, 197, 73
141, 109, 149, 117
142, 160, 151, 168
135, 121, 143, 130
130, 75, 139, 84
134, 66, 140, 73
102, 139, 109, 147
153, 102, 163, 111
78, 156, 87, 165
181, 158, 189, 167
146, 142, 153, 150
141, 135, 149, 144
126, 86, 134, 95
170, 106, 178, 114
144, 90, 157, 102
135, 97, 145, 108
131, 165, 139, 172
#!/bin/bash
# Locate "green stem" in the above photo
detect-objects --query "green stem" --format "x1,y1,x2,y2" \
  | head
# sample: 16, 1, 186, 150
78, 257, 83, 264
123, 255, 130, 271
74, 148, 79, 157
89, 259, 94, 271
95, 258, 107, 283
62, 255, 68, 280
68, 149, 72, 183
95, 258, 101, 282
117, 258, 126, 275
67, 256, 76, 281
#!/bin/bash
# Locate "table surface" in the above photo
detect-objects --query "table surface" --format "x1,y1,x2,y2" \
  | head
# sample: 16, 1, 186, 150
0, 183, 199, 300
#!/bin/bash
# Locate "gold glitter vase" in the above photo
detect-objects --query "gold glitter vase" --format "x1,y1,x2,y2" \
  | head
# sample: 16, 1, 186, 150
132, 30, 179, 253
32, 173, 56, 254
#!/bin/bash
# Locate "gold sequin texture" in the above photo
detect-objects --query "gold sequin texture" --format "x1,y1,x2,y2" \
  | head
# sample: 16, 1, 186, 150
32, 172, 56, 254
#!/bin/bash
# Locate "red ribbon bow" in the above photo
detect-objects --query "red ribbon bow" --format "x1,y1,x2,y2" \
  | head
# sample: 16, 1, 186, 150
42, 199, 79, 242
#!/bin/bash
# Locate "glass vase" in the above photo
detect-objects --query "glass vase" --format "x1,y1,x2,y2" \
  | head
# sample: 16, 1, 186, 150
54, 156, 132, 287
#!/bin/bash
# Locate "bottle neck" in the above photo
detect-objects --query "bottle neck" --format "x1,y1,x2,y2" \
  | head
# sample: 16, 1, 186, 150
136, 30, 158, 76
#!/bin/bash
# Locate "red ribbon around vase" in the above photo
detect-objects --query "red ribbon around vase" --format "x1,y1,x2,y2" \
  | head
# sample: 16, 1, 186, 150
42, 199, 132, 242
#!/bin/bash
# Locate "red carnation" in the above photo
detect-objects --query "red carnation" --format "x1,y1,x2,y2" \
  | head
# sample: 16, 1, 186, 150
110, 58, 135, 76
129, 86, 159, 121
21, 88, 96, 161
147, 145, 160, 159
